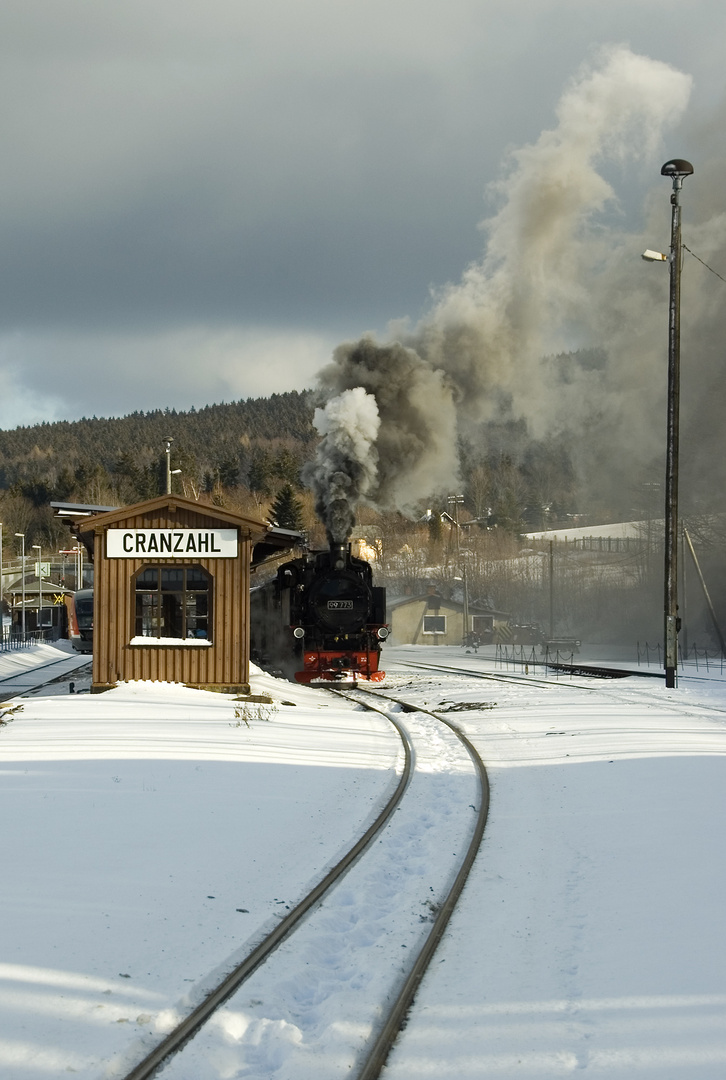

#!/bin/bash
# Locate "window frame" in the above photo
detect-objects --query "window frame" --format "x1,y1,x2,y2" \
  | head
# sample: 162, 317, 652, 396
423, 614, 447, 635
132, 564, 213, 644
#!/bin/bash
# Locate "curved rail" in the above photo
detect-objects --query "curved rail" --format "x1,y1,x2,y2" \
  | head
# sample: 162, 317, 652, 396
120, 707, 413, 1080
349, 687, 490, 1080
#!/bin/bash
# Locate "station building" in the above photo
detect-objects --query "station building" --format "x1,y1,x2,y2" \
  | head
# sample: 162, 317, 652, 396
388, 590, 510, 647
69, 495, 296, 694
5, 573, 73, 640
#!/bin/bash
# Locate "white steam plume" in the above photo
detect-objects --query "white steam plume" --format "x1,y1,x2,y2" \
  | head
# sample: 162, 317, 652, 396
416, 45, 693, 428
303, 386, 380, 544
309, 45, 698, 528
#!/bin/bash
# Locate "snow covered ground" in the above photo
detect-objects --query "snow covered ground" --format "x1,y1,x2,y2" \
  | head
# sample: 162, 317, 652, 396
0, 641, 725, 1078
382, 647, 726, 1079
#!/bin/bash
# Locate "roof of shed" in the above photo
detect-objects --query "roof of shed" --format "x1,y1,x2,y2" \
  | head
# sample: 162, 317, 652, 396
74, 494, 266, 531
388, 593, 510, 618
59, 495, 301, 565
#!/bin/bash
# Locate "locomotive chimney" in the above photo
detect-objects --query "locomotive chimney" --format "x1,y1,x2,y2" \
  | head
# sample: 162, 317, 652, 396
329, 541, 348, 570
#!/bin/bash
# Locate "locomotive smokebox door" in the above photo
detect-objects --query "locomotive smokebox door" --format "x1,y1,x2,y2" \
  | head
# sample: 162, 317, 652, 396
308, 571, 371, 634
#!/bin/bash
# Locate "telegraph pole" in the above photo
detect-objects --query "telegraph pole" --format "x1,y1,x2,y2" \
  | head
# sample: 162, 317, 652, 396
661, 158, 693, 688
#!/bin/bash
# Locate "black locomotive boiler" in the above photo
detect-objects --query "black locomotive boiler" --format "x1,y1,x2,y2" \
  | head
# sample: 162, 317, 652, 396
250, 543, 388, 683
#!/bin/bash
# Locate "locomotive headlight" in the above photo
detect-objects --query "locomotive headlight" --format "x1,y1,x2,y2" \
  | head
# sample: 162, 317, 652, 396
293, 626, 305, 639
377, 627, 389, 640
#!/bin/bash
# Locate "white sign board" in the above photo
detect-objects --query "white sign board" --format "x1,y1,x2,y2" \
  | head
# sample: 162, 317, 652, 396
106, 528, 238, 559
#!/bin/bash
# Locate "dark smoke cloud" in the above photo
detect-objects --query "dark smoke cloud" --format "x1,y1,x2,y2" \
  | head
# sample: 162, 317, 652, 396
308, 45, 711, 529
318, 339, 459, 504
304, 339, 458, 542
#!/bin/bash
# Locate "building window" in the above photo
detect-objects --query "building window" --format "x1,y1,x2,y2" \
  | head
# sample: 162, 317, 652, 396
423, 614, 446, 634
75, 592, 94, 630
134, 566, 212, 640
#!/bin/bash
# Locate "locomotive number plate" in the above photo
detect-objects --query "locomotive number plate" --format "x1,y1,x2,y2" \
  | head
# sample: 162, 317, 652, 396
328, 600, 354, 609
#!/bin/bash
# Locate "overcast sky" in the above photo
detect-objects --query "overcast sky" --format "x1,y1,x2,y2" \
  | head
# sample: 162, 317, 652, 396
1, 0, 724, 428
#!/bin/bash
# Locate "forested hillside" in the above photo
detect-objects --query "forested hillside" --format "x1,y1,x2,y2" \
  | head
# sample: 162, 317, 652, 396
0, 391, 314, 499
0, 391, 321, 549
0, 387, 584, 536
0, 376, 612, 561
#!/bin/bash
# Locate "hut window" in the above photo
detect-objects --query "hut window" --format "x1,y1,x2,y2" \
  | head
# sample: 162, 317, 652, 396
134, 566, 212, 640
423, 614, 446, 634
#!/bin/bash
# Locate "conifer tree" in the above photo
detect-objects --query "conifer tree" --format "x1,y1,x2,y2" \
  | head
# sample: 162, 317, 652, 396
269, 483, 304, 530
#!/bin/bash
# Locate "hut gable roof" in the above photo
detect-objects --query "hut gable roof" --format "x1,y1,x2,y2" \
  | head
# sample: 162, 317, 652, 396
74, 495, 269, 541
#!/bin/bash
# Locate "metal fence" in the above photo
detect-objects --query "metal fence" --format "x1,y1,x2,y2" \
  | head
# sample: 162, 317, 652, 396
637, 641, 725, 674
0, 628, 50, 653
563, 536, 648, 553
495, 643, 577, 675
494, 639, 726, 677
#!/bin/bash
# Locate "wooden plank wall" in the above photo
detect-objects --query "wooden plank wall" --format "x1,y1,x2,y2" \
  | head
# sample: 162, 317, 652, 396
92, 505, 251, 689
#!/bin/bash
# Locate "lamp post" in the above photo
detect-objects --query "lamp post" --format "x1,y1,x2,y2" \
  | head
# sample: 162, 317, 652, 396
447, 494, 464, 556
33, 543, 42, 637
15, 533, 25, 642
661, 158, 693, 688
448, 494, 468, 638
164, 435, 174, 495
73, 545, 84, 590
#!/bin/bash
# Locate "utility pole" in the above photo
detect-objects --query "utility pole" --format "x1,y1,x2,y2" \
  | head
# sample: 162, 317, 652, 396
661, 159, 693, 688
448, 494, 467, 639
549, 539, 554, 640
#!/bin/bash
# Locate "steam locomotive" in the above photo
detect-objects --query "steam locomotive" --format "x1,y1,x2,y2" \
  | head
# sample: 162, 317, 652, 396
250, 543, 388, 683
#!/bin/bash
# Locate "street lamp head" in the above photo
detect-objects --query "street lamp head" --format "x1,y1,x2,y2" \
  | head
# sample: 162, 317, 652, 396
661, 159, 694, 179
15, 533, 24, 538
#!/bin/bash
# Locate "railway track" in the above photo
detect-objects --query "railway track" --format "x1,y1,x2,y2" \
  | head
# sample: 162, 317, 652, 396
114, 686, 489, 1080
391, 655, 611, 692
0, 653, 92, 703
389, 655, 726, 726
352, 686, 490, 1080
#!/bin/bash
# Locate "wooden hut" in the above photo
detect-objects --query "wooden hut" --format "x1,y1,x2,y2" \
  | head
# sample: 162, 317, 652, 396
74, 495, 271, 693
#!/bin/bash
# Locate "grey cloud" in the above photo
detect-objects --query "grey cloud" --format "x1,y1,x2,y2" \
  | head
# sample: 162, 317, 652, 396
0, 1, 725, 427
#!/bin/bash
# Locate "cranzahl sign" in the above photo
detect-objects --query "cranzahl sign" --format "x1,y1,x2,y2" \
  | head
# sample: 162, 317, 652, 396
106, 529, 238, 558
